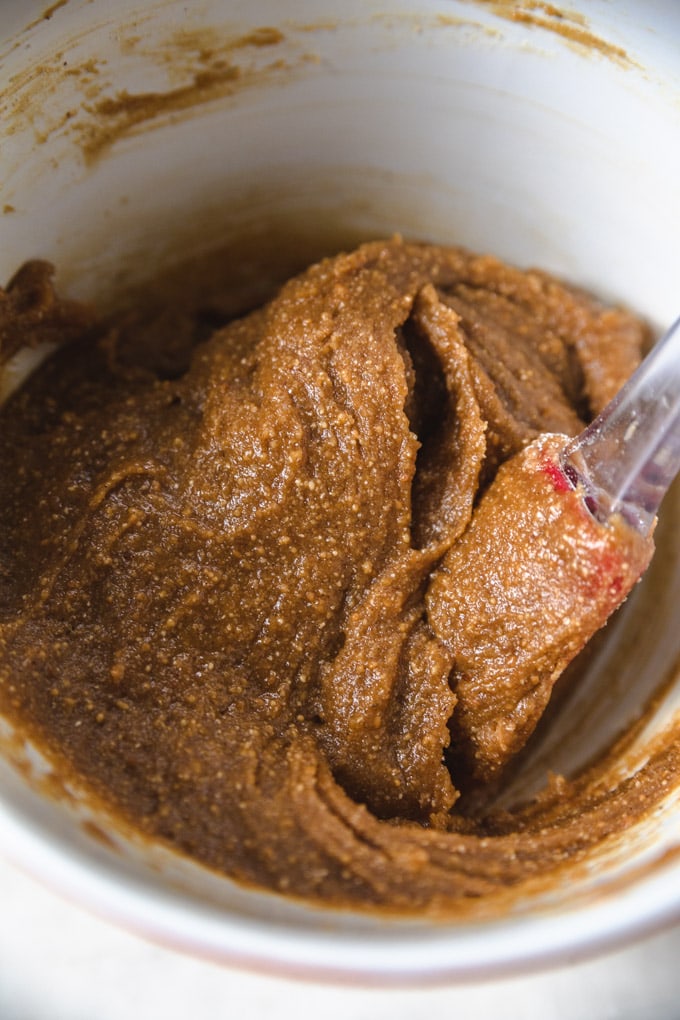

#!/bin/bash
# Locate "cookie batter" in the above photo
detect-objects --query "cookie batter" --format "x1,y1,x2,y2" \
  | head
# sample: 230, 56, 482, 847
0, 240, 670, 912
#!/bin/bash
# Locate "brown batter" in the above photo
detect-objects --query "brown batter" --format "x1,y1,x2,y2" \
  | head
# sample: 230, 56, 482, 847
0, 239, 672, 913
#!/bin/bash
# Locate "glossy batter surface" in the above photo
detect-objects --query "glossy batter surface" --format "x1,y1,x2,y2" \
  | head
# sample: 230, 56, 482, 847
0, 240, 668, 912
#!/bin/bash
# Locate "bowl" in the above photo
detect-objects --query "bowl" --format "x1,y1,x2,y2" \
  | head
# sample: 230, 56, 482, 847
1, 0, 680, 984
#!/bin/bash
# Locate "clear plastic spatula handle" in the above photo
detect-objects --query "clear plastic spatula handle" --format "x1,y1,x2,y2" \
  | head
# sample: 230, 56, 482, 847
561, 315, 680, 537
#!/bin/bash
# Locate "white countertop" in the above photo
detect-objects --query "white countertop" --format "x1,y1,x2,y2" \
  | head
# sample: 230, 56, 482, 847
1, 853, 680, 1020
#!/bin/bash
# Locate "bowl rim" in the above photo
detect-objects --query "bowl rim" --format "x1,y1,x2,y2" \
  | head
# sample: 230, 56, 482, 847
2, 782, 680, 986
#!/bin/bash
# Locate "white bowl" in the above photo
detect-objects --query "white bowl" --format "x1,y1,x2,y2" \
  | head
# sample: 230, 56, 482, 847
1, 0, 680, 984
